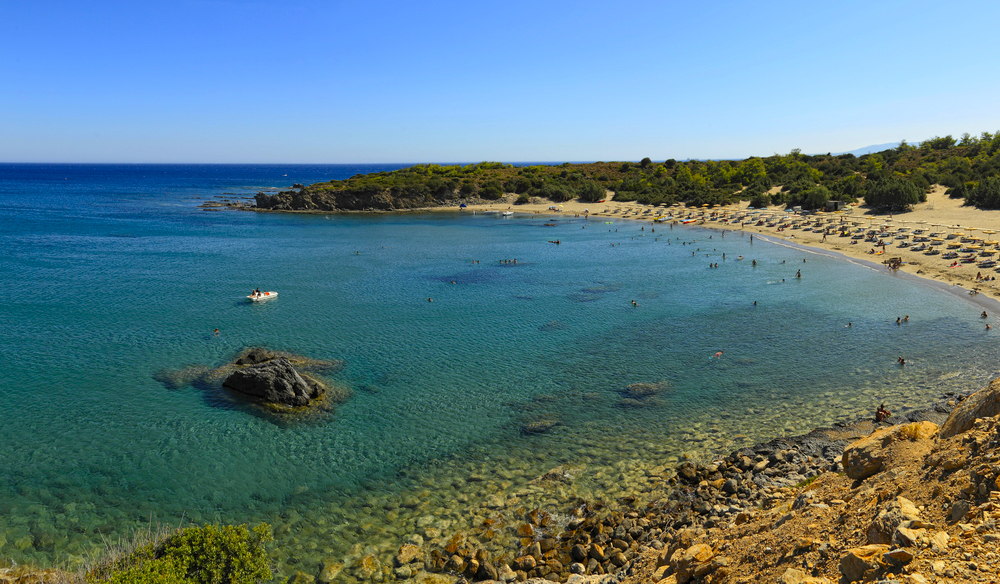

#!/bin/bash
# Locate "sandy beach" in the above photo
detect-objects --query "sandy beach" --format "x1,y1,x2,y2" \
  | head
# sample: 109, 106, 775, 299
457, 187, 1000, 301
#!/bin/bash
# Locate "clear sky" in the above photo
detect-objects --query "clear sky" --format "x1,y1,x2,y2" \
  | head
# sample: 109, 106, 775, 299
3, 0, 999, 163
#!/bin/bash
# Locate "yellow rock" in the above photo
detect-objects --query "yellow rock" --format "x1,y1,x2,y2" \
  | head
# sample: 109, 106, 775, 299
316, 561, 344, 584
839, 544, 889, 583
894, 526, 925, 547
778, 567, 833, 583
940, 375, 1000, 438
395, 543, 422, 566
842, 421, 938, 480
674, 543, 714, 583
413, 571, 458, 584
930, 530, 950, 552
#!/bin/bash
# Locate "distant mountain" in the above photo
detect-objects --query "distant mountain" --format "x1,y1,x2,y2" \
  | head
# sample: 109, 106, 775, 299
836, 142, 901, 157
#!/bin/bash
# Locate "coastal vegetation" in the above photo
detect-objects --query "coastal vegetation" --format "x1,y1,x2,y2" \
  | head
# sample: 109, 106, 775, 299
256, 130, 1000, 212
55, 523, 274, 584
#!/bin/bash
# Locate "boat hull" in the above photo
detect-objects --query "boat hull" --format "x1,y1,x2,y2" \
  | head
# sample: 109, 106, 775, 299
247, 292, 278, 302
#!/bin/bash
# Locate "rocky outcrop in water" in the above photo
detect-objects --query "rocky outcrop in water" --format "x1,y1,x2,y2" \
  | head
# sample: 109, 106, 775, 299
155, 347, 349, 417
222, 357, 322, 407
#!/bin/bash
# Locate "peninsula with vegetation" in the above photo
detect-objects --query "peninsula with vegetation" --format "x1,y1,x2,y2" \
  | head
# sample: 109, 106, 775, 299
251, 132, 1000, 214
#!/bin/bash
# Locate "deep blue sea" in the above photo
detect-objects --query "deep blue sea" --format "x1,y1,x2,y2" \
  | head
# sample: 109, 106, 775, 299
2, 164, 998, 576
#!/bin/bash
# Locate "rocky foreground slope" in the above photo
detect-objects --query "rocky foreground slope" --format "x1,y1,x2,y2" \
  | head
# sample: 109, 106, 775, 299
376, 378, 1000, 584
567, 381, 1000, 584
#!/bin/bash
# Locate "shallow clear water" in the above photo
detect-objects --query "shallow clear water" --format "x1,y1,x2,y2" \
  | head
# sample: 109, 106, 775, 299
2, 164, 998, 576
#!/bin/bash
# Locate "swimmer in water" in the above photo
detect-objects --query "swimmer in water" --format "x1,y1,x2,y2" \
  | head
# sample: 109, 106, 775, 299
214, 328, 219, 336
713, 351, 723, 359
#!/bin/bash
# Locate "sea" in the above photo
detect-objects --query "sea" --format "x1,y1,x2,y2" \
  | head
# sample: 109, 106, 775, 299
2, 163, 998, 577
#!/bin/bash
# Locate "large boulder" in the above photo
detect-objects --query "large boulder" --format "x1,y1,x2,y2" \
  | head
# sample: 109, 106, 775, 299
839, 545, 888, 583
671, 543, 715, 583
867, 496, 922, 544
222, 357, 322, 406
841, 421, 938, 480
939, 376, 1000, 439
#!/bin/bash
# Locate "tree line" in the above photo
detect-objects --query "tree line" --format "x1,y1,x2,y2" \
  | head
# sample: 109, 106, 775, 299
295, 131, 1000, 211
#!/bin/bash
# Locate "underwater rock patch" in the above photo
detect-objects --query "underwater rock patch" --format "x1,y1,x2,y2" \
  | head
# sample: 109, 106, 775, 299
520, 419, 560, 435
615, 381, 669, 407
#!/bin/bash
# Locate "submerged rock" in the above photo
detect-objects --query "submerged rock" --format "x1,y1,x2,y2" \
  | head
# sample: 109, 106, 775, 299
520, 419, 560, 435
620, 382, 667, 400
222, 357, 322, 406
616, 380, 669, 407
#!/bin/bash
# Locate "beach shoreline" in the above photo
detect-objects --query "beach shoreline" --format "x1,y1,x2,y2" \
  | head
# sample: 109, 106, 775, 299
434, 187, 1000, 307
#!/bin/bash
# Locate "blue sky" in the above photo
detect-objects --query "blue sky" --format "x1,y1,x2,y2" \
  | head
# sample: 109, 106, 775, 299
2, 0, 999, 163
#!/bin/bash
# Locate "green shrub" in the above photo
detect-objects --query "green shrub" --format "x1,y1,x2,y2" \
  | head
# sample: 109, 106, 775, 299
749, 193, 770, 208
106, 557, 188, 584
967, 177, 1000, 208
576, 181, 606, 202
87, 524, 272, 584
515, 193, 531, 205
864, 175, 921, 209
480, 185, 503, 200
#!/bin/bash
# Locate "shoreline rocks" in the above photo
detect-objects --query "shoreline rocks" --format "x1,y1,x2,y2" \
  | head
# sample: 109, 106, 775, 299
376, 390, 978, 584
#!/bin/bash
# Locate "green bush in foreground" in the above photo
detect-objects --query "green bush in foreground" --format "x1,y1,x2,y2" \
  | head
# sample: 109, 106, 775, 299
88, 523, 272, 584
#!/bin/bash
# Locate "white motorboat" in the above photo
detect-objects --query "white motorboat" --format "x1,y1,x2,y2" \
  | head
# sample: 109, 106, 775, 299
502, 211, 514, 216
247, 291, 278, 302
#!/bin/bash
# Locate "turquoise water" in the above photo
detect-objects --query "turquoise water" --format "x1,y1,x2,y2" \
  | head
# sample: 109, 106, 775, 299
2, 164, 999, 576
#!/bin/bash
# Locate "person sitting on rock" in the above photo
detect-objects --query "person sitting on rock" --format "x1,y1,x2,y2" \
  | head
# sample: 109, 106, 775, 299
875, 404, 891, 423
